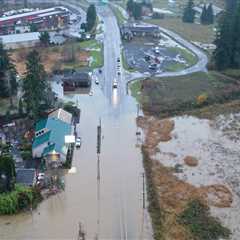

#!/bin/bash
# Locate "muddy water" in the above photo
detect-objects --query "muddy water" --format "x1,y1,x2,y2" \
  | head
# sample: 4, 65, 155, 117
0, 83, 152, 239
156, 115, 240, 239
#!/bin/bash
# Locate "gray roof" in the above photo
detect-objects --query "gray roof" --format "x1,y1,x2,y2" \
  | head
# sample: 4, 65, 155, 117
63, 72, 90, 82
0, 32, 40, 44
16, 168, 36, 186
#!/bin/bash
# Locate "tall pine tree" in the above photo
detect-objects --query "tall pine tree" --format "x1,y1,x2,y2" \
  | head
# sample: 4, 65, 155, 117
200, 4, 207, 24
206, 3, 214, 24
86, 4, 97, 32
23, 50, 47, 119
182, 0, 196, 23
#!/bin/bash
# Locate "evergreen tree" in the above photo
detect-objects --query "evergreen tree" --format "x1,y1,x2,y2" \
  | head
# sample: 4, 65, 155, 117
23, 50, 47, 119
0, 42, 17, 98
127, 0, 134, 14
206, 3, 214, 24
0, 154, 16, 193
39, 31, 50, 46
86, 4, 97, 32
200, 4, 207, 24
132, 2, 142, 20
214, 13, 234, 70
182, 0, 196, 23
214, 0, 240, 70
18, 98, 24, 116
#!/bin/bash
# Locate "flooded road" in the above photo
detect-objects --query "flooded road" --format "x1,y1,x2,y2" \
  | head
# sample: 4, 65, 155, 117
0, 81, 152, 239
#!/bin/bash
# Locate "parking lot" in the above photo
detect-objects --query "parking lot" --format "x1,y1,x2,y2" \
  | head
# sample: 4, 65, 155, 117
123, 35, 193, 74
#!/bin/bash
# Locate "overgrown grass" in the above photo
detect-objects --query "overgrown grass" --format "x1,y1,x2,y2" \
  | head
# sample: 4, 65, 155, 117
142, 147, 164, 240
179, 199, 231, 240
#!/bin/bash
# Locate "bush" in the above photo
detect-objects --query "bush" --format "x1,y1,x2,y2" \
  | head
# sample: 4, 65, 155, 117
196, 93, 208, 105
0, 185, 42, 215
179, 199, 231, 240
21, 150, 32, 161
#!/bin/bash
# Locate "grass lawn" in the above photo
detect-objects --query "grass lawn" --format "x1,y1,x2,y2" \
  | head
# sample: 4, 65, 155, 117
110, 5, 127, 25
168, 47, 198, 66
146, 18, 216, 44
121, 50, 136, 72
129, 80, 143, 102
165, 62, 186, 72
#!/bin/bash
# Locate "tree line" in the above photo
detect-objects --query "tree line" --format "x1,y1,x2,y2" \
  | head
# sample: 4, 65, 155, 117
182, 0, 214, 25
126, 0, 153, 20
214, 0, 240, 70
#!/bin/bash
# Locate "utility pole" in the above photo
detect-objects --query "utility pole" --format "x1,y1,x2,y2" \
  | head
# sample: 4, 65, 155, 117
96, 118, 102, 239
142, 173, 145, 209
77, 222, 85, 240
136, 104, 141, 136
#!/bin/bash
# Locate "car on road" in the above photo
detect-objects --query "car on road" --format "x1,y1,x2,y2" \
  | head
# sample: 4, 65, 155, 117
117, 71, 121, 76
113, 79, 118, 88
98, 69, 102, 74
117, 57, 120, 63
75, 137, 81, 148
95, 77, 99, 84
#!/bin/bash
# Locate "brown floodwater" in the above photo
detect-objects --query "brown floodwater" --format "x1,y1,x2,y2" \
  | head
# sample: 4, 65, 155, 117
0, 82, 152, 239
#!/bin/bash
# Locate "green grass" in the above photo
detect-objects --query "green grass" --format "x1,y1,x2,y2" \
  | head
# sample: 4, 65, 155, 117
165, 62, 186, 72
129, 80, 142, 102
146, 18, 216, 44
168, 47, 198, 66
121, 50, 136, 72
79, 40, 104, 69
179, 199, 231, 240
111, 5, 127, 25
223, 69, 240, 79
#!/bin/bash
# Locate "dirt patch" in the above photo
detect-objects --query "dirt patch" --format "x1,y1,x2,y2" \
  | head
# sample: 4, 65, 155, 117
183, 156, 198, 167
10, 45, 89, 76
137, 116, 174, 155
200, 185, 233, 208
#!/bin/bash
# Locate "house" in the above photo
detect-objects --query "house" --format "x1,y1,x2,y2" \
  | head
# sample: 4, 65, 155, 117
120, 24, 161, 40
62, 72, 91, 91
193, 4, 224, 19
0, 32, 40, 49
16, 168, 37, 187
32, 108, 75, 167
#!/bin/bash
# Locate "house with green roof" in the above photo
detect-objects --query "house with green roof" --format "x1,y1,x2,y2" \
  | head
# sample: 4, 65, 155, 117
32, 108, 75, 167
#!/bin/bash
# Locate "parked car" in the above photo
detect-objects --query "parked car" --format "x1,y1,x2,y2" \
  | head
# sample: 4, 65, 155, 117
75, 137, 81, 148
113, 79, 118, 88
37, 173, 45, 181
95, 76, 99, 84
149, 63, 157, 70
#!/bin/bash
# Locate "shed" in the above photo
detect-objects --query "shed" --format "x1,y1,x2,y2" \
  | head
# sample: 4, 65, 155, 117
16, 168, 37, 187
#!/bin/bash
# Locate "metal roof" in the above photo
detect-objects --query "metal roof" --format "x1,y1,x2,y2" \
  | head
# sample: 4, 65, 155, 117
0, 6, 68, 22
16, 168, 36, 186
0, 32, 40, 44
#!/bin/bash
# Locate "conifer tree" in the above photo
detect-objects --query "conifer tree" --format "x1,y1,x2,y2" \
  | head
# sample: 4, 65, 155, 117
22, 50, 47, 119
182, 0, 196, 23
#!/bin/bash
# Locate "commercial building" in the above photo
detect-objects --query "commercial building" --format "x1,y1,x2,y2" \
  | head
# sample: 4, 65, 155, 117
120, 23, 161, 41
32, 108, 75, 168
0, 6, 70, 35
0, 32, 40, 49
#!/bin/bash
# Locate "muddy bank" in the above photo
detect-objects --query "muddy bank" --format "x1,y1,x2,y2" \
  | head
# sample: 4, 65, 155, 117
138, 114, 240, 239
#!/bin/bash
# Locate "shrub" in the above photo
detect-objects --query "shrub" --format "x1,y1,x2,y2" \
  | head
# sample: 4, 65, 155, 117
196, 93, 208, 105
179, 199, 231, 240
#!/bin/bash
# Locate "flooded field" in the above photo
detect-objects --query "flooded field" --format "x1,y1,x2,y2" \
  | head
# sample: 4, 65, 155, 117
149, 114, 240, 239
